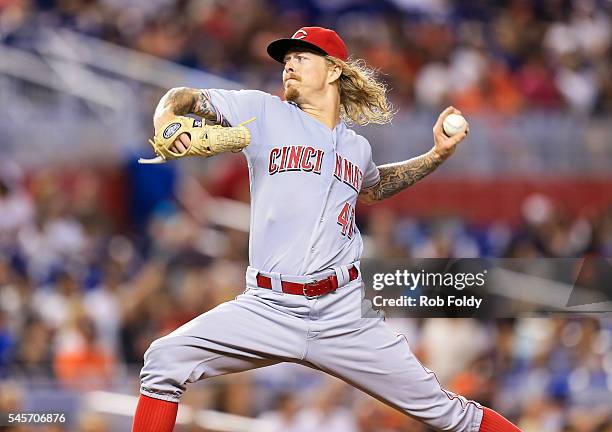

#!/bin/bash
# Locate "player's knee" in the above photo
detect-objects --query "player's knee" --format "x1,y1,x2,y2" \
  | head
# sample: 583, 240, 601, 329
139, 337, 187, 400
142, 337, 182, 376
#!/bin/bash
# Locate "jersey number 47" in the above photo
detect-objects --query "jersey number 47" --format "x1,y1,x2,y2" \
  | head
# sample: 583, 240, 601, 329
337, 202, 355, 239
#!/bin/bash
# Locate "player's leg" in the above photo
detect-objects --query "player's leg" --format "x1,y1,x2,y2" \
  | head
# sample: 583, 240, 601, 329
133, 290, 309, 432
305, 282, 520, 432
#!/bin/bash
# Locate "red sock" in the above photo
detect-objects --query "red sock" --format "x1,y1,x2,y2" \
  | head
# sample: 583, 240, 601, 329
132, 394, 178, 432
479, 407, 522, 432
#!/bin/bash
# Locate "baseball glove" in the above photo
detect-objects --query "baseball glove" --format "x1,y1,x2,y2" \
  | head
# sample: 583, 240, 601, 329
138, 116, 254, 164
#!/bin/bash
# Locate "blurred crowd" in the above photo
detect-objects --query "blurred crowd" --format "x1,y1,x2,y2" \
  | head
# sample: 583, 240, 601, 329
0, 155, 611, 432
1, 0, 611, 114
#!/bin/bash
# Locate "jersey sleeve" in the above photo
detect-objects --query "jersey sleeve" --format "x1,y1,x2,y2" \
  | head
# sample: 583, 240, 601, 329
204, 89, 270, 160
361, 142, 380, 189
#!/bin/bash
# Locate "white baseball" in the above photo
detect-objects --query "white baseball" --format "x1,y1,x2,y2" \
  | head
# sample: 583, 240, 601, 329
443, 113, 467, 137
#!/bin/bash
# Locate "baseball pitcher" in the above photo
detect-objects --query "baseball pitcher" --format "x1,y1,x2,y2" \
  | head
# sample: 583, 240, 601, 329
132, 27, 522, 432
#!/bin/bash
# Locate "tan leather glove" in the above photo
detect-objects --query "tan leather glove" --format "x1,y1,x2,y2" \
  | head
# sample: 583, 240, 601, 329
138, 116, 254, 164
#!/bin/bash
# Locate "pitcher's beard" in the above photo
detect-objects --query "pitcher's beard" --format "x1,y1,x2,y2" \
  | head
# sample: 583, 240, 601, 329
284, 85, 300, 102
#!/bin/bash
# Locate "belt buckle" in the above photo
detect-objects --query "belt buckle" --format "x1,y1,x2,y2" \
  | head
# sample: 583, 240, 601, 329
303, 279, 324, 299
303, 280, 318, 300
303, 277, 334, 299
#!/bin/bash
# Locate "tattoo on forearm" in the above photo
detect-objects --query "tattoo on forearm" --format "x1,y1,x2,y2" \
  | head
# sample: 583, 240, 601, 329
360, 151, 443, 202
192, 91, 230, 126
156, 87, 230, 126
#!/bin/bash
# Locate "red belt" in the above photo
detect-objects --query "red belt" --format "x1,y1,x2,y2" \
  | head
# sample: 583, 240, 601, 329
256, 266, 358, 298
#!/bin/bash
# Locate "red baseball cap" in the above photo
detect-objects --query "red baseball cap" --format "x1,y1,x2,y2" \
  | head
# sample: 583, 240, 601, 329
267, 26, 348, 63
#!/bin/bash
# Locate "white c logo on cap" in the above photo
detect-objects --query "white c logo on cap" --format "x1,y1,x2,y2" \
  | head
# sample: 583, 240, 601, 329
291, 29, 308, 39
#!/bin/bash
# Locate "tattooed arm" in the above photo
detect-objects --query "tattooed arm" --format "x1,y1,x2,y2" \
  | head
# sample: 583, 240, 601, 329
359, 106, 469, 205
153, 87, 230, 131
359, 150, 444, 203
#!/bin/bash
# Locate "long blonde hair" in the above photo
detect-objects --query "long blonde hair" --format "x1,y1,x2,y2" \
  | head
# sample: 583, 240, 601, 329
326, 56, 396, 126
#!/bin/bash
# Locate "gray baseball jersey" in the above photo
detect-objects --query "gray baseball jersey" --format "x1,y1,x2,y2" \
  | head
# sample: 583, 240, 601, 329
139, 90, 484, 431
205, 89, 380, 276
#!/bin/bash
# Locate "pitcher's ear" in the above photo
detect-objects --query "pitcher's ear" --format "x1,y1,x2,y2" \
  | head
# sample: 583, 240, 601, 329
327, 63, 342, 84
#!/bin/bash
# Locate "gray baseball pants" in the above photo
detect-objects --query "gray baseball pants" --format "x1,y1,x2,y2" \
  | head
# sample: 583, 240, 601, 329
140, 264, 484, 431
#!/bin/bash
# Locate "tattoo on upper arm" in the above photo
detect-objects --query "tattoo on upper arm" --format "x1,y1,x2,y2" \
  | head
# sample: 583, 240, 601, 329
359, 151, 443, 203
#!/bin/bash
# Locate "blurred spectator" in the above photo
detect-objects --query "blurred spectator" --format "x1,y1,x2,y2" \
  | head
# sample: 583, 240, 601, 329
32, 270, 82, 329
0, 164, 33, 250
420, 318, 491, 384
54, 315, 115, 391
0, 309, 14, 377
259, 381, 358, 432
84, 259, 123, 356
259, 392, 303, 432
12, 314, 54, 378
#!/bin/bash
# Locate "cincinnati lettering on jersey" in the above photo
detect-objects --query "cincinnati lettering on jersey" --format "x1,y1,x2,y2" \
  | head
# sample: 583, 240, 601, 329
334, 154, 363, 192
268, 145, 324, 175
